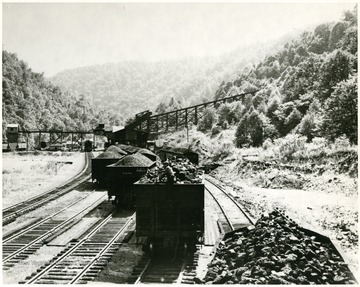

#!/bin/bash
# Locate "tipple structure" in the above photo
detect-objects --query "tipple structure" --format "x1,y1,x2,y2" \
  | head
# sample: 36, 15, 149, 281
126, 91, 258, 138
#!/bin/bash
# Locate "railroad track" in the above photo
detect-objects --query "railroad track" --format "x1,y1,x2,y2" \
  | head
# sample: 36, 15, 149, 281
2, 152, 93, 226
128, 247, 200, 284
133, 257, 186, 284
128, 177, 254, 285
3, 192, 107, 269
21, 212, 135, 284
205, 177, 255, 233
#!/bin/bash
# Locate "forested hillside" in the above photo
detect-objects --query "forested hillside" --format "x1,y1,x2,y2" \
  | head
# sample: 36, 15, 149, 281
192, 7, 357, 146
2, 51, 122, 139
3, 6, 357, 147
50, 36, 295, 120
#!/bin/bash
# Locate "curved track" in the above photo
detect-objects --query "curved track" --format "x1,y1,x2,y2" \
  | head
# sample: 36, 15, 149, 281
205, 177, 255, 233
22, 212, 135, 284
2, 152, 93, 226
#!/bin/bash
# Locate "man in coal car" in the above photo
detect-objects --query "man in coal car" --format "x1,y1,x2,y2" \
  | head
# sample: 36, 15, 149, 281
159, 160, 175, 184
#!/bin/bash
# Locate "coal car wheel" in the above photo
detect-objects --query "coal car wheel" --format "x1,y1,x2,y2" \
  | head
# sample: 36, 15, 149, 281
115, 196, 122, 208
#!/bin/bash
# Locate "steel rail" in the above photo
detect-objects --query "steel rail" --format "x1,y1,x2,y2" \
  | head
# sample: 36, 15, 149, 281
2, 152, 92, 225
205, 177, 255, 232
24, 212, 135, 284
134, 259, 152, 284
3, 192, 107, 263
4, 191, 95, 244
205, 185, 235, 231
176, 260, 188, 284
70, 214, 135, 284
206, 177, 255, 225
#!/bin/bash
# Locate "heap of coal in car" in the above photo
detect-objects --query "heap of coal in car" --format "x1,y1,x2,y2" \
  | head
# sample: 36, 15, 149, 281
204, 209, 356, 285
96, 150, 124, 159
113, 153, 154, 167
139, 157, 203, 184
137, 148, 157, 161
106, 145, 128, 155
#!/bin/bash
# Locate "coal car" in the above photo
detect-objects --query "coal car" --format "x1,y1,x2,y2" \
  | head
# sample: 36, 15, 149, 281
84, 140, 93, 152
135, 181, 204, 254
158, 147, 199, 165
91, 150, 126, 186
107, 153, 156, 207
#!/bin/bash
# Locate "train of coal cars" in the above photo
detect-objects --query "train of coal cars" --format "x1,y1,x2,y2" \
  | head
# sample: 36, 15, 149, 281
91, 144, 204, 252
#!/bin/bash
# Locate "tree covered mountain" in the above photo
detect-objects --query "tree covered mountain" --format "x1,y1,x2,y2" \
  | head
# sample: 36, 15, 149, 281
193, 6, 357, 146
3, 6, 357, 147
2, 50, 122, 139
49, 35, 296, 121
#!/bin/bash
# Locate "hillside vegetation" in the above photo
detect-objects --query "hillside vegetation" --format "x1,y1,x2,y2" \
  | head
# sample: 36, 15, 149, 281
3, 7, 357, 150
158, 6, 358, 189
50, 36, 295, 120
173, 7, 357, 148
2, 51, 122, 140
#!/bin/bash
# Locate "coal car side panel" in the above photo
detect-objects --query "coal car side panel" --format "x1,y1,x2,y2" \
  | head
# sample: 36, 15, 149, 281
136, 183, 204, 247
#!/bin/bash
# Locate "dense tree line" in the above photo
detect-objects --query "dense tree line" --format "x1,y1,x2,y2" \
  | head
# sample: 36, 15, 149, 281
50, 38, 291, 120
2, 51, 121, 140
195, 7, 357, 146
3, 6, 356, 148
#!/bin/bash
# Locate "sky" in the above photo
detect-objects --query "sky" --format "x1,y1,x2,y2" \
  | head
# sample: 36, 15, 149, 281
2, 2, 357, 77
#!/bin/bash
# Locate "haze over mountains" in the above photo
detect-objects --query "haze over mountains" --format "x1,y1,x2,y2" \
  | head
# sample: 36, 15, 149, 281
3, 6, 357, 147
49, 34, 296, 122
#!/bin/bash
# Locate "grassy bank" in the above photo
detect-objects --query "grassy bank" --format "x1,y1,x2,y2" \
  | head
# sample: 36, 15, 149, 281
2, 151, 85, 208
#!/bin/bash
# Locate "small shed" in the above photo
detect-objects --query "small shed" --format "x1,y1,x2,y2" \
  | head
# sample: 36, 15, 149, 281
6, 124, 19, 143
113, 128, 148, 147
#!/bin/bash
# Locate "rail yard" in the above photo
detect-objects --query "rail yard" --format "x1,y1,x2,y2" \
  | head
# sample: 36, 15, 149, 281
2, 140, 358, 284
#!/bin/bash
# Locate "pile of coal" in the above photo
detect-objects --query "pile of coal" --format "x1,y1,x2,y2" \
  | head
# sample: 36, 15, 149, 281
96, 150, 124, 159
139, 157, 203, 184
204, 210, 356, 284
136, 148, 157, 161
116, 144, 141, 154
137, 168, 159, 183
112, 153, 154, 167
106, 145, 128, 155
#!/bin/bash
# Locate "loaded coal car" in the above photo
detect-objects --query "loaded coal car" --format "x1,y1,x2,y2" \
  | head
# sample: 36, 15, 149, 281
91, 149, 126, 186
107, 153, 156, 207
84, 140, 93, 152
158, 147, 199, 165
135, 159, 204, 255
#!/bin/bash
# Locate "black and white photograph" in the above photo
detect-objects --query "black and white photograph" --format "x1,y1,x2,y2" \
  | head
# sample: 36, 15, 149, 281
2, 1, 358, 284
